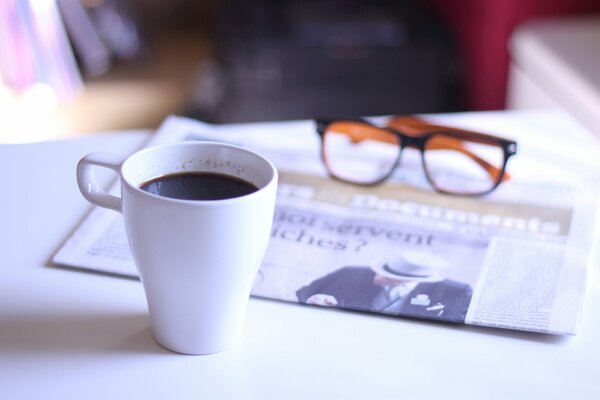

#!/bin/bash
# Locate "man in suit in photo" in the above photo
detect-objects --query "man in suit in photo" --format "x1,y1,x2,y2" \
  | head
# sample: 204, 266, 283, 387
296, 251, 473, 323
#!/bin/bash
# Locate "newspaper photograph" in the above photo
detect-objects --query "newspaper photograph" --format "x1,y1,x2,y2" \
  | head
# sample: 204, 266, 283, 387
53, 115, 598, 335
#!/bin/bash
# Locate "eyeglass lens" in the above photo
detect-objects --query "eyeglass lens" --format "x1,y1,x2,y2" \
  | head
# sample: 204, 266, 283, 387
423, 133, 505, 195
323, 122, 401, 184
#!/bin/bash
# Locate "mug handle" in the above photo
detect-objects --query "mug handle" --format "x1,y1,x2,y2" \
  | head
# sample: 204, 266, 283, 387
77, 152, 127, 213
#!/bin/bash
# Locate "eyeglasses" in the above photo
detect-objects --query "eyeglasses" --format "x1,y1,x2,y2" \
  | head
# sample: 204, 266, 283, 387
315, 116, 517, 196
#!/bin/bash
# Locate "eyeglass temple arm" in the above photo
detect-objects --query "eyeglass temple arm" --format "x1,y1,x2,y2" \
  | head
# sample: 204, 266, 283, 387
338, 126, 508, 182
330, 121, 507, 181
387, 117, 511, 182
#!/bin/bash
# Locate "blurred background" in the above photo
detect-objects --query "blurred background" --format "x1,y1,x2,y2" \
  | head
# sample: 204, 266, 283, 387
1, 0, 599, 142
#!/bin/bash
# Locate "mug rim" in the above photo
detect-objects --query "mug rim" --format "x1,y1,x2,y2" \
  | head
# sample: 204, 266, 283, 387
120, 141, 278, 206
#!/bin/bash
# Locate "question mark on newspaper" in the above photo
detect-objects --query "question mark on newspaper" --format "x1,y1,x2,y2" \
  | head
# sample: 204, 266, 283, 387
354, 239, 367, 252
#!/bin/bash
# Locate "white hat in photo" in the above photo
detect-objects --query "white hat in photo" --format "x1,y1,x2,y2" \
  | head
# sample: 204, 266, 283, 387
370, 250, 449, 283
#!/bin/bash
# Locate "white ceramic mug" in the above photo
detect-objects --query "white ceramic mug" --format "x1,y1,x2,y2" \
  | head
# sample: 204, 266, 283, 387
76, 141, 278, 355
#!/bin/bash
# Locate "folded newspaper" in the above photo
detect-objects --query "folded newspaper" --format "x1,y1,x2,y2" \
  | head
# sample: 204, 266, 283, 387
53, 114, 599, 335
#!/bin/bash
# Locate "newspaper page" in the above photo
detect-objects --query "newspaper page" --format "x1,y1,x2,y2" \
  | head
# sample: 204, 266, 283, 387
53, 114, 598, 335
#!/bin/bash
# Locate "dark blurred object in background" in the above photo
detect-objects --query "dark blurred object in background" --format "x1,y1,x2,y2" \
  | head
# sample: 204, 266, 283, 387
187, 0, 464, 123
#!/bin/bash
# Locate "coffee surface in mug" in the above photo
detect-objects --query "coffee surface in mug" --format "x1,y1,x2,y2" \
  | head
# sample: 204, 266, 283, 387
140, 172, 259, 200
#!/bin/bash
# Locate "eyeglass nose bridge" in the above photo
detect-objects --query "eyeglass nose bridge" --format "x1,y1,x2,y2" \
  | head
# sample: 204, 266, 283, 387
385, 133, 426, 177
395, 133, 428, 160
398, 134, 426, 148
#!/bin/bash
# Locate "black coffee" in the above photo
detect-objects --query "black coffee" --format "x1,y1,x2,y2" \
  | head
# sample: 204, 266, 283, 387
140, 172, 259, 200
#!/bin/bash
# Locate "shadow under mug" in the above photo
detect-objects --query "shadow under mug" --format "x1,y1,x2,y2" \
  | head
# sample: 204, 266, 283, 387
76, 141, 278, 354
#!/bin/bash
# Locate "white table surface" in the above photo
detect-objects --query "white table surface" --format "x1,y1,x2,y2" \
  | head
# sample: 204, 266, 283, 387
1, 111, 600, 400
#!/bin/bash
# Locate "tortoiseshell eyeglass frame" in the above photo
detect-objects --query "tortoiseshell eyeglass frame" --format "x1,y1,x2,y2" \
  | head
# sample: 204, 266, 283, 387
315, 116, 517, 196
